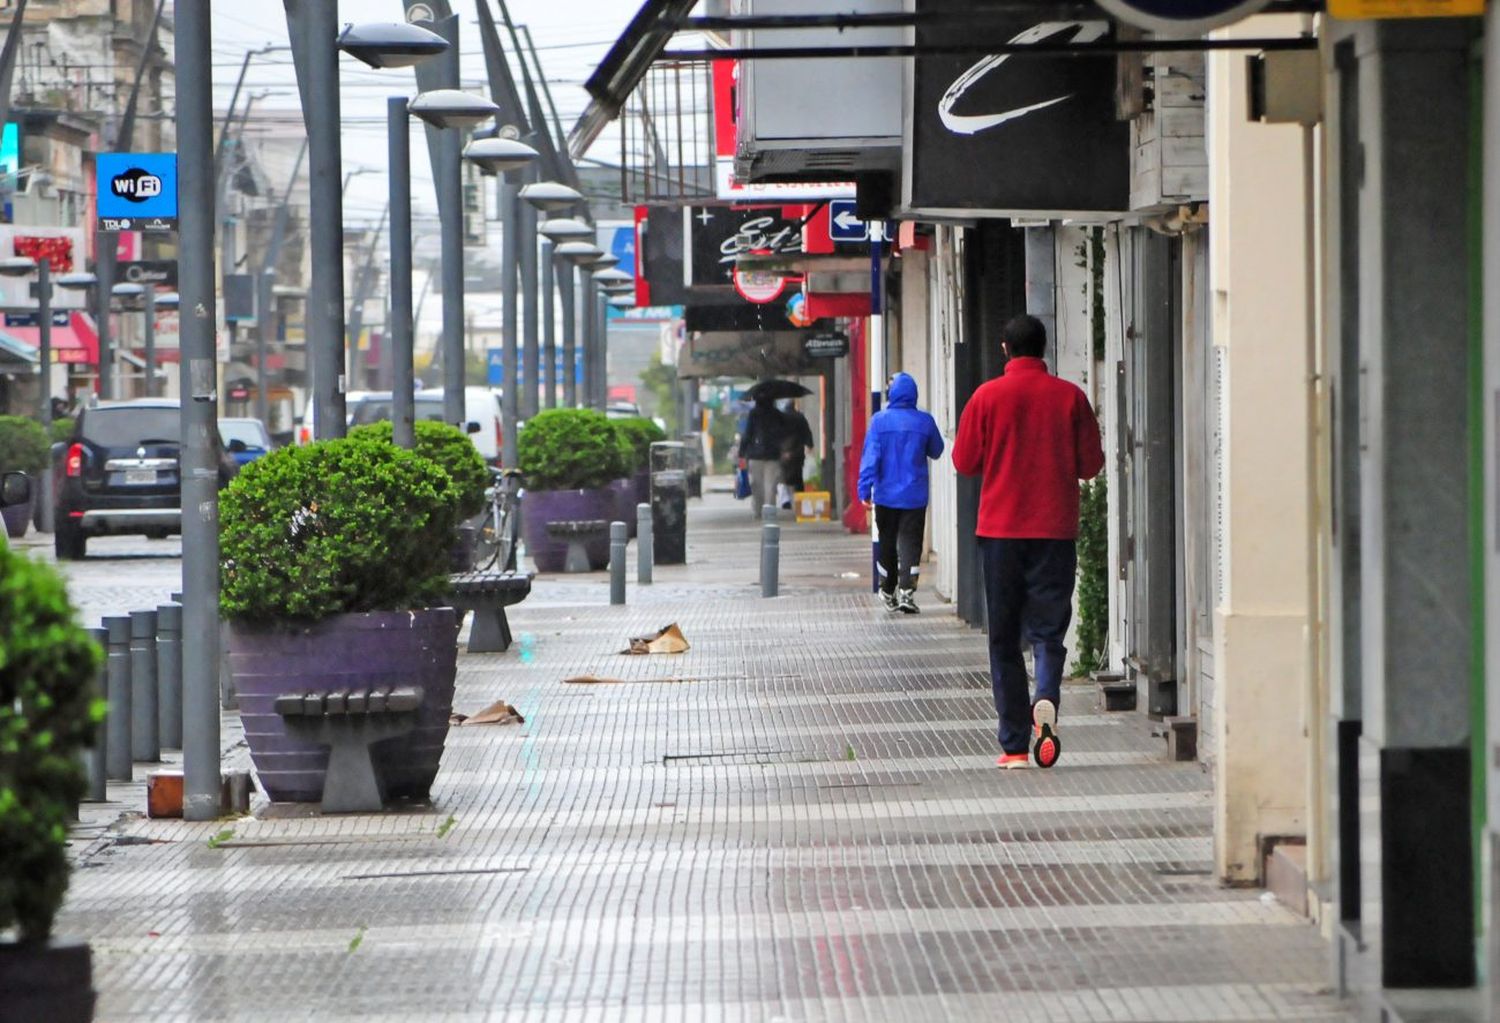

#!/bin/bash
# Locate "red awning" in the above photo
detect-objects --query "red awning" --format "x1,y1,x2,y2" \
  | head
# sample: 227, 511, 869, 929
0, 312, 100, 366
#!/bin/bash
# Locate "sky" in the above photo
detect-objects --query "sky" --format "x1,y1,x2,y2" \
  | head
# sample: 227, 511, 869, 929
203, 0, 641, 330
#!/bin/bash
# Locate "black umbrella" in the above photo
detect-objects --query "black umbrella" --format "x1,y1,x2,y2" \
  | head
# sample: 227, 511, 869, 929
746, 379, 813, 402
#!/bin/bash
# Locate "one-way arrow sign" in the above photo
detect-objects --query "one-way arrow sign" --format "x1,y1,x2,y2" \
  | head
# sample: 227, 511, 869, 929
828, 199, 868, 243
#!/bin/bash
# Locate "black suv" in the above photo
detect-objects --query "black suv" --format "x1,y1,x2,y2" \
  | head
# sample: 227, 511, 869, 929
53, 400, 236, 560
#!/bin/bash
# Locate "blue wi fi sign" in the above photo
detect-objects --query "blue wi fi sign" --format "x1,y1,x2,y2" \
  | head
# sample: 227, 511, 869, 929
96, 152, 178, 231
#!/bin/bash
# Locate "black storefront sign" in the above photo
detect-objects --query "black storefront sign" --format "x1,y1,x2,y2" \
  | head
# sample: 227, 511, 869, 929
803, 331, 849, 359
684, 302, 830, 335
118, 259, 178, 288
687, 205, 803, 288
905, 3, 1129, 216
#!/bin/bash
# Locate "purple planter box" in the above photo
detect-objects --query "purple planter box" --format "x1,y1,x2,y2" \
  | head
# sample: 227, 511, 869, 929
229, 608, 458, 804
609, 477, 637, 539
632, 469, 650, 508
522, 487, 616, 573
2, 497, 32, 539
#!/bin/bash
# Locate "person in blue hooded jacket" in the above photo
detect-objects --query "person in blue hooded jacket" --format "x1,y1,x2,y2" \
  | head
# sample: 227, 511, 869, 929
858, 372, 945, 614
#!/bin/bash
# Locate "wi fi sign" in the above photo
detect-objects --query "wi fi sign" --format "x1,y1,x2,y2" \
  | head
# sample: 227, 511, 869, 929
110, 167, 165, 202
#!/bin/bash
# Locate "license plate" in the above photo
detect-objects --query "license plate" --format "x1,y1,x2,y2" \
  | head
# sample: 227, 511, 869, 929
123, 469, 157, 485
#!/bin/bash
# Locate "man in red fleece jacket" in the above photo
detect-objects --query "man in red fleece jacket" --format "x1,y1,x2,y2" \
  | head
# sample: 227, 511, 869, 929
952, 315, 1105, 769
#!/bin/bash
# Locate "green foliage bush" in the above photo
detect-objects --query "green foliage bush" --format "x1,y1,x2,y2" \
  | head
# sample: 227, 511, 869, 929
614, 416, 667, 473
0, 546, 104, 943
0, 416, 50, 474
517, 408, 630, 491
1071, 477, 1109, 676
351, 419, 489, 519
48, 417, 74, 445
219, 434, 463, 623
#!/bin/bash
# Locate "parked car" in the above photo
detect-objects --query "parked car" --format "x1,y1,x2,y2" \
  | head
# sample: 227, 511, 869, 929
605, 401, 642, 420
348, 386, 506, 464
219, 417, 273, 466
52, 399, 237, 560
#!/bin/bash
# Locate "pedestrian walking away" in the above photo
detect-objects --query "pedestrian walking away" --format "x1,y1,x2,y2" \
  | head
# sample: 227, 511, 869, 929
778, 399, 815, 507
953, 315, 1105, 769
740, 393, 790, 519
858, 372, 944, 615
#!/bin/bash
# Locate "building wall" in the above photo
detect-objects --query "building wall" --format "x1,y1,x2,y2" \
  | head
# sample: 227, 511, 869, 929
1207, 17, 1315, 882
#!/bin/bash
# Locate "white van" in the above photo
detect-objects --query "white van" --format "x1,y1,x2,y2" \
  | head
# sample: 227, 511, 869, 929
343, 387, 506, 464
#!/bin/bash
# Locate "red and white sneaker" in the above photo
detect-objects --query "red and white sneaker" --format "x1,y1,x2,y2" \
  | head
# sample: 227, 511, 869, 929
996, 753, 1031, 770
1031, 699, 1060, 769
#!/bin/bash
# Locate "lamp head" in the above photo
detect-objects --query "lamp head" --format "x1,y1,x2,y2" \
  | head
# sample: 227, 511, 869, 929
519, 181, 584, 212
337, 22, 449, 69
0, 256, 36, 278
461, 136, 538, 174
410, 89, 499, 131
537, 217, 594, 242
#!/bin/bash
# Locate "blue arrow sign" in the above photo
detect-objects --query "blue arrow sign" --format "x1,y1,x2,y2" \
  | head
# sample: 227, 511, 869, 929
828, 199, 869, 243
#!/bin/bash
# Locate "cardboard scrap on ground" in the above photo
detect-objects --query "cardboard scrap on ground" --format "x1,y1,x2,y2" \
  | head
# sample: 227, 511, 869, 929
450, 700, 525, 726
620, 623, 690, 656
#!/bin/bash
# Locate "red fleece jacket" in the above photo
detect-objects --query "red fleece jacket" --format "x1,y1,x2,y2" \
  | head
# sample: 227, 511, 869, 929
951, 357, 1105, 539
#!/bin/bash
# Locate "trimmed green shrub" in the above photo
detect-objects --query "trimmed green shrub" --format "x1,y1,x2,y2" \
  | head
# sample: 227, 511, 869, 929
0, 546, 104, 943
351, 419, 489, 519
614, 416, 667, 473
219, 433, 463, 623
48, 417, 74, 445
0, 415, 50, 474
1070, 477, 1109, 676
518, 408, 630, 491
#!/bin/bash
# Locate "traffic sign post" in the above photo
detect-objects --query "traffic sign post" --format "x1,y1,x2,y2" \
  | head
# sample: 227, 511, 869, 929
96, 153, 179, 232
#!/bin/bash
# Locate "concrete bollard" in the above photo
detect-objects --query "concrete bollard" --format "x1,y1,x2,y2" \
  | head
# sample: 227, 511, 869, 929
84, 627, 108, 802
609, 520, 627, 605
761, 519, 781, 598
103, 616, 133, 781
636, 503, 653, 585
130, 609, 160, 762
157, 604, 183, 749
762, 503, 776, 522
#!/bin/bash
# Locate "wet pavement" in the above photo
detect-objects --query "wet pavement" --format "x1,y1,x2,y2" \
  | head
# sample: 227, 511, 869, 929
48, 491, 1347, 1021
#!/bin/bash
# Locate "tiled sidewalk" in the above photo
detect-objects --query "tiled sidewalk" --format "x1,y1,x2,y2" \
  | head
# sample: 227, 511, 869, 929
55, 492, 1347, 1021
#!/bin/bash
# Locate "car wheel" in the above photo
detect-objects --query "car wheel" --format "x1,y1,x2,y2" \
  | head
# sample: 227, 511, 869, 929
54, 522, 86, 560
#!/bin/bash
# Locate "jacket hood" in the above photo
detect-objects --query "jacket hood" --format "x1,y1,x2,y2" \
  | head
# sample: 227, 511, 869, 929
888, 373, 918, 408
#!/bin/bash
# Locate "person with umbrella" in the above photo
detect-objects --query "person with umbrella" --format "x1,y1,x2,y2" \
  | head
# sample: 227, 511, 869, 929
740, 380, 801, 519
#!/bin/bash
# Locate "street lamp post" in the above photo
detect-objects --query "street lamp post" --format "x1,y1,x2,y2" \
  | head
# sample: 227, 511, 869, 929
463, 136, 537, 464
409, 89, 501, 428
541, 239, 555, 409
173, 0, 219, 823
388, 97, 416, 449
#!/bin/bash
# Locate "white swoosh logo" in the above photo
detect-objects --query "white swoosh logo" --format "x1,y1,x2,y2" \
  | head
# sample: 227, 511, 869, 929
938, 21, 1110, 137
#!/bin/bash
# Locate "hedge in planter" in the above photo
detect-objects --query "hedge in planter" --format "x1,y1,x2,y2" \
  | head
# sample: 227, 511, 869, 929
518, 408, 631, 572
220, 434, 465, 803
350, 419, 489, 520
614, 417, 666, 474
0, 546, 103, 942
0, 416, 50, 476
221, 433, 463, 621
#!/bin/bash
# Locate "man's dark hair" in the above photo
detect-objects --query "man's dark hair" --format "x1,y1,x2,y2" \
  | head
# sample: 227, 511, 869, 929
1002, 314, 1047, 358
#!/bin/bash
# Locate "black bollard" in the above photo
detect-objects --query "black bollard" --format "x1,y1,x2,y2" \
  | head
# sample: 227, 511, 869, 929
103, 616, 132, 781
157, 604, 183, 749
130, 609, 159, 762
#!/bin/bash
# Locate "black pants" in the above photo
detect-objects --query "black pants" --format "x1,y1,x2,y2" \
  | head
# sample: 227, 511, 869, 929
875, 505, 925, 593
980, 538, 1076, 753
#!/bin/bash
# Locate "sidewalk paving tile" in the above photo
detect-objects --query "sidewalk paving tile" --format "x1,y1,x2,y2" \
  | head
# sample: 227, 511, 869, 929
53, 493, 1349, 1022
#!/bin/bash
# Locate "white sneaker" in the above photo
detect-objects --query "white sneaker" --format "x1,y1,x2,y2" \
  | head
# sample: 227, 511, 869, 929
896, 588, 919, 614
880, 589, 899, 612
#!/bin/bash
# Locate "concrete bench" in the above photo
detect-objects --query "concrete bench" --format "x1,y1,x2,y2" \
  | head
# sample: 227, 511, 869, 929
546, 519, 610, 573
448, 571, 533, 653
273, 685, 423, 813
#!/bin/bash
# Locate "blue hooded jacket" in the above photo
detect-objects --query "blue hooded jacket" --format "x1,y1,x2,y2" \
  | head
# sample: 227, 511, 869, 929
858, 373, 945, 509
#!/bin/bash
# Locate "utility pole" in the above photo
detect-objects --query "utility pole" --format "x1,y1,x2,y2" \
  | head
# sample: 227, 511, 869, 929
173, 0, 221, 823
389, 96, 415, 449
256, 138, 307, 428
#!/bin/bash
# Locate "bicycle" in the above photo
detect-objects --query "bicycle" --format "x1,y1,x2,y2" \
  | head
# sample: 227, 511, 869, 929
473, 467, 524, 573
